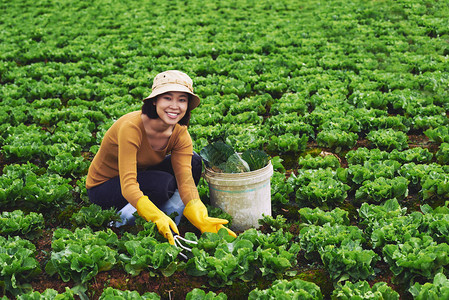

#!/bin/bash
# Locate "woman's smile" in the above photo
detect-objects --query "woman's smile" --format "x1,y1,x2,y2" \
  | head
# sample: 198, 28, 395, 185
166, 112, 180, 118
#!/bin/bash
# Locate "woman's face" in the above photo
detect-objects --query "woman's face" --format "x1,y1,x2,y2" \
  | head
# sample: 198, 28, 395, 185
154, 91, 189, 126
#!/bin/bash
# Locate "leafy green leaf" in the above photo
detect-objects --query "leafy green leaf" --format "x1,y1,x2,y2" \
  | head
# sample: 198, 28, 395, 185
240, 150, 269, 171
200, 141, 235, 170
224, 153, 250, 173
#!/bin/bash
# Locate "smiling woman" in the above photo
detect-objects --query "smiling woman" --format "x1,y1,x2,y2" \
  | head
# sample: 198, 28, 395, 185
85, 70, 236, 244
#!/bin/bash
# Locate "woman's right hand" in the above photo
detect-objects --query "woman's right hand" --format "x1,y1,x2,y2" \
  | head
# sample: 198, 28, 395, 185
136, 195, 179, 245
183, 198, 237, 238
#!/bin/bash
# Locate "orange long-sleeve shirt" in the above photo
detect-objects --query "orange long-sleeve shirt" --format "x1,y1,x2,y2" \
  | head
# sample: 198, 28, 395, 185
86, 111, 199, 207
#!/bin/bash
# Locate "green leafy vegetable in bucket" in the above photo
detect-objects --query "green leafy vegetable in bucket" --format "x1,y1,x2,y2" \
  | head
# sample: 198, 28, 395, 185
224, 153, 250, 173
200, 141, 269, 173
241, 149, 270, 171
200, 141, 235, 171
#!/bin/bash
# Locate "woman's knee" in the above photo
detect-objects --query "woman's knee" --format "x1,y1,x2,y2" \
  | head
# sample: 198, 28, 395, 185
87, 177, 128, 210
137, 170, 177, 205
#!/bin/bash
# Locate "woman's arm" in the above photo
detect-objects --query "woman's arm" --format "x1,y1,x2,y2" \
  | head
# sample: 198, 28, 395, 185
117, 122, 144, 207
170, 129, 200, 205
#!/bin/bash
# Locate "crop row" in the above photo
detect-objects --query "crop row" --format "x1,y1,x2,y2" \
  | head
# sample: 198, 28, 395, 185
1, 98, 448, 160
2, 198, 449, 298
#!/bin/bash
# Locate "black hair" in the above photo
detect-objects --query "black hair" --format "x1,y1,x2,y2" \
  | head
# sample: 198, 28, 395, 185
141, 94, 192, 126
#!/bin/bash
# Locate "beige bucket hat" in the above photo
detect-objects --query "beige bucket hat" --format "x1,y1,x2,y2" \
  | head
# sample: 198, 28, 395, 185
143, 70, 200, 110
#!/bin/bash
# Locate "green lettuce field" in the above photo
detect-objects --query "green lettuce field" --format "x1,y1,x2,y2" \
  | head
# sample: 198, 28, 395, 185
1, 0, 449, 299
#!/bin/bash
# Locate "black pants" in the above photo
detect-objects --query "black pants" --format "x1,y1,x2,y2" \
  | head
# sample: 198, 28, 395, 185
87, 153, 203, 211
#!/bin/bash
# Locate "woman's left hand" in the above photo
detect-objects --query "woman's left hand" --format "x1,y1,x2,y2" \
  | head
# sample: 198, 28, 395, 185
183, 199, 237, 238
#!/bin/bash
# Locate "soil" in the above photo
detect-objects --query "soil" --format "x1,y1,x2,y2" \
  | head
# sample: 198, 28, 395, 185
0, 153, 5, 176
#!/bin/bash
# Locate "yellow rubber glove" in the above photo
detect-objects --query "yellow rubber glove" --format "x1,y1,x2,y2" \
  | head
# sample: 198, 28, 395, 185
183, 199, 237, 238
136, 196, 179, 245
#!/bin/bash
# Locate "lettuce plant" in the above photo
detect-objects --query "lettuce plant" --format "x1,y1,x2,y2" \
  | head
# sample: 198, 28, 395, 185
0, 162, 73, 211
70, 204, 121, 229
332, 280, 399, 300
299, 207, 350, 226
298, 154, 341, 170
345, 148, 390, 165
99, 287, 160, 300
319, 116, 361, 133
320, 240, 379, 282
190, 103, 224, 126
435, 143, 449, 165
420, 203, 449, 244
367, 115, 411, 132
305, 108, 346, 129
389, 147, 433, 164
268, 156, 286, 173
270, 93, 308, 115
355, 176, 409, 204
346, 160, 401, 185
267, 133, 308, 154
118, 226, 180, 276
249, 279, 323, 300
186, 288, 227, 300
0, 210, 44, 238
189, 125, 225, 145
293, 169, 350, 209
358, 198, 407, 224
349, 90, 387, 110
258, 214, 288, 231
296, 176, 350, 208
47, 152, 90, 177
45, 227, 118, 284
1, 124, 51, 161
383, 235, 449, 286
50, 119, 96, 151
413, 115, 448, 131
316, 129, 358, 151
420, 171, 449, 200
360, 200, 449, 248
299, 223, 365, 260
270, 171, 294, 205
424, 126, 449, 143
366, 129, 409, 151
409, 272, 449, 300
266, 113, 314, 138
1, 123, 87, 162
185, 228, 300, 287
399, 163, 445, 189
16, 287, 75, 300
224, 124, 269, 152
228, 94, 270, 115
375, 215, 425, 249
347, 108, 388, 133
222, 111, 263, 125
0, 236, 41, 296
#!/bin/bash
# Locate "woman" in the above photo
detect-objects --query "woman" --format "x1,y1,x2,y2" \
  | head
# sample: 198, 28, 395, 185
86, 70, 236, 244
